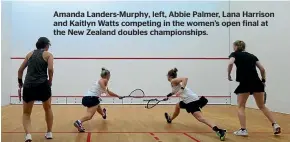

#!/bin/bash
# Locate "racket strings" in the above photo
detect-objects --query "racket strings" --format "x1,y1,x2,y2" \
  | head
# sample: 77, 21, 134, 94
146, 100, 159, 108
130, 89, 145, 98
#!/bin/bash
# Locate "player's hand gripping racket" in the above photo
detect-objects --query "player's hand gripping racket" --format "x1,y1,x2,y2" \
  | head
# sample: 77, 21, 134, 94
144, 98, 169, 109
18, 88, 22, 102
18, 78, 23, 102
119, 89, 145, 99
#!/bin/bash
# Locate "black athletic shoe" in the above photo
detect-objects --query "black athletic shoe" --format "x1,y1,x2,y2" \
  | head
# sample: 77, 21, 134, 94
216, 129, 226, 141
164, 113, 172, 123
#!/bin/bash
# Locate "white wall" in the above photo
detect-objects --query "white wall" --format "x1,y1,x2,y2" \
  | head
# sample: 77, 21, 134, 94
230, 1, 290, 114
1, 1, 12, 106
5, 1, 290, 114
9, 1, 231, 105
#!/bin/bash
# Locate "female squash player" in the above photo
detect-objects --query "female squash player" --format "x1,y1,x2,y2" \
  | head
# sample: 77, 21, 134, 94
18, 37, 54, 142
74, 68, 120, 132
228, 40, 281, 136
164, 68, 227, 141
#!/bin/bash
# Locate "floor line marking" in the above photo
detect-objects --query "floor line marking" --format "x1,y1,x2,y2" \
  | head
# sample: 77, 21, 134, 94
183, 133, 200, 142
149, 132, 162, 142
2, 131, 289, 134
86, 132, 91, 142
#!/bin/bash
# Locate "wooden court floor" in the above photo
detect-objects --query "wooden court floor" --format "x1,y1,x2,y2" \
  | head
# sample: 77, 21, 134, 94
2, 105, 290, 142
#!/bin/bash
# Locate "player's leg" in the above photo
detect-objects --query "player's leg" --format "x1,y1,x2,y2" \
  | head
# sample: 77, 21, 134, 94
80, 105, 99, 122
233, 93, 250, 136
96, 105, 106, 119
22, 100, 34, 142
253, 92, 281, 134
164, 103, 181, 123
192, 111, 226, 141
192, 111, 215, 128
232, 82, 250, 136
74, 105, 99, 132
40, 81, 53, 139
74, 96, 99, 132
22, 87, 35, 142
42, 98, 53, 139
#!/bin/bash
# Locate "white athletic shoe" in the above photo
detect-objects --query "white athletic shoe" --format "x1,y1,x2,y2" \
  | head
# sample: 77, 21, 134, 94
45, 132, 53, 139
233, 129, 248, 136
25, 134, 32, 142
273, 123, 281, 135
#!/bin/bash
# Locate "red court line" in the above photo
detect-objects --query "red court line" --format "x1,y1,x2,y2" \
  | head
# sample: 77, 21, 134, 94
86, 132, 91, 142
183, 133, 200, 142
11, 57, 229, 60
149, 133, 161, 142
10, 95, 230, 98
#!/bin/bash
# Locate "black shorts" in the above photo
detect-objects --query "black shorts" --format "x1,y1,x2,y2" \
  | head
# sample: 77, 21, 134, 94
179, 100, 201, 113
234, 80, 265, 94
82, 96, 100, 108
23, 81, 51, 103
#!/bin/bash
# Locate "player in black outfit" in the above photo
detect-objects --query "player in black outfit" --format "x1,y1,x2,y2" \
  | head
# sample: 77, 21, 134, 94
228, 40, 281, 136
18, 37, 54, 142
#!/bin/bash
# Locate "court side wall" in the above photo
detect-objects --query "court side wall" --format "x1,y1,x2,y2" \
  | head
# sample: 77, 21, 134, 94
9, 1, 231, 105
1, 1, 12, 106
230, 1, 290, 114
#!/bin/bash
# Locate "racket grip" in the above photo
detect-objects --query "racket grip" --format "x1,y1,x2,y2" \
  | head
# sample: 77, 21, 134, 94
18, 89, 21, 102
167, 93, 173, 97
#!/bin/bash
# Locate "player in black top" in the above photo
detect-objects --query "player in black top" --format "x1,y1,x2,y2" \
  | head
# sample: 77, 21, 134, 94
228, 40, 281, 136
18, 37, 54, 142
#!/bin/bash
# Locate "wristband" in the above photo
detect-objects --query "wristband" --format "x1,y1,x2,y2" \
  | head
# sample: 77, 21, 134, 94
261, 79, 266, 83
18, 78, 23, 85
181, 87, 185, 90
167, 93, 173, 97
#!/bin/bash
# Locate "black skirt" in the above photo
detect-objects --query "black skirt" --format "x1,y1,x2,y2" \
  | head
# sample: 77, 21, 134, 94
82, 96, 100, 108
23, 81, 51, 103
179, 100, 201, 113
235, 80, 265, 94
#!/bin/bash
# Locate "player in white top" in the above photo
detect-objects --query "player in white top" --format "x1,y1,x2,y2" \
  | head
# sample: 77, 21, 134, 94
74, 68, 120, 132
164, 68, 227, 141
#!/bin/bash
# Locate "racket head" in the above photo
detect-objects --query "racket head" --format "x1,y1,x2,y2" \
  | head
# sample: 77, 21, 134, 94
145, 99, 159, 109
129, 89, 145, 98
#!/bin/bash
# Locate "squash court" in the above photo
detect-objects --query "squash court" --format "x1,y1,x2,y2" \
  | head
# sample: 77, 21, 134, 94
2, 104, 290, 142
2, 1, 290, 142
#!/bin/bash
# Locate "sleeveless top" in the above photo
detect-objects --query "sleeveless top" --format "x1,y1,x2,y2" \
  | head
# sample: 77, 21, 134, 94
171, 84, 199, 104
85, 81, 106, 97
24, 49, 48, 88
